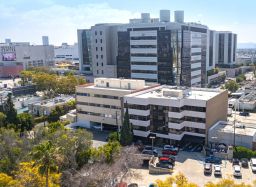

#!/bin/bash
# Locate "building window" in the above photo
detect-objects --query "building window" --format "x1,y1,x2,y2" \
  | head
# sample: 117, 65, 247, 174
128, 83, 131, 89
100, 31, 102, 35
106, 82, 109, 87
100, 39, 102, 43
101, 63, 103, 66
97, 70, 99, 74
102, 70, 104, 74
101, 55, 103, 59
95, 39, 97, 43
96, 47, 98, 51
95, 31, 97, 35
96, 55, 98, 59
97, 62, 98, 66
101, 47, 103, 51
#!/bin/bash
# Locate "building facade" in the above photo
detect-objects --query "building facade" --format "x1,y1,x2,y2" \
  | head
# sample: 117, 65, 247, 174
90, 24, 119, 78
79, 10, 237, 87
77, 29, 92, 75
0, 42, 54, 77
215, 31, 237, 66
54, 43, 79, 63
124, 85, 228, 144
116, 14, 208, 87
76, 78, 153, 129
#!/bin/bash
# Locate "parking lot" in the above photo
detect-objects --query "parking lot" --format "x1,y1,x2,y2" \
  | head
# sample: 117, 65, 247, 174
124, 151, 256, 187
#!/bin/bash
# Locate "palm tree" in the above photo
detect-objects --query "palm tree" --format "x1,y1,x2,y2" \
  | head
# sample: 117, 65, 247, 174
30, 140, 58, 187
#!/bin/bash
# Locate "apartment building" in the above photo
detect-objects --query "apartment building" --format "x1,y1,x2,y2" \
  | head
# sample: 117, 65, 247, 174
90, 24, 120, 78
78, 10, 237, 87
124, 85, 228, 144
215, 31, 237, 66
117, 11, 208, 87
76, 78, 154, 129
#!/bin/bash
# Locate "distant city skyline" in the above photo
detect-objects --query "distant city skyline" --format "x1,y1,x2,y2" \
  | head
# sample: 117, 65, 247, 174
1, 0, 256, 45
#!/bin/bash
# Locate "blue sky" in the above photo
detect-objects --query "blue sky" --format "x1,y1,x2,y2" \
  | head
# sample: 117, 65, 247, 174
0, 0, 255, 45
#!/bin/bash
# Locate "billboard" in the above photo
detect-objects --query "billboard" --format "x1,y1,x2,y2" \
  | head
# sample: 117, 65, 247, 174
1, 46, 16, 61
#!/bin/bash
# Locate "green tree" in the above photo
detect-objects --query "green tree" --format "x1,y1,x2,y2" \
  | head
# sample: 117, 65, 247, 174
0, 112, 7, 128
30, 140, 59, 187
17, 113, 34, 133
4, 93, 17, 124
224, 80, 239, 92
120, 106, 133, 146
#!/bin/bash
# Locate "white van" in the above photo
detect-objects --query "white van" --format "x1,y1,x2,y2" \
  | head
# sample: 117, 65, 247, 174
250, 158, 256, 173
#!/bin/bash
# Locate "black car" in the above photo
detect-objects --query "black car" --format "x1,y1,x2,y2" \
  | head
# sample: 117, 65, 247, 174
142, 149, 158, 156
156, 161, 173, 169
241, 158, 249, 168
239, 112, 250, 116
232, 158, 240, 166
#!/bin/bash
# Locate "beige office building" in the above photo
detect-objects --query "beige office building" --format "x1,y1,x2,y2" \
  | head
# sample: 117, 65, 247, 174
76, 78, 155, 129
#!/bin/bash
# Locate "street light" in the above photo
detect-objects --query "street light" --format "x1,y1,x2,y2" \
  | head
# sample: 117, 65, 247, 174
149, 134, 156, 151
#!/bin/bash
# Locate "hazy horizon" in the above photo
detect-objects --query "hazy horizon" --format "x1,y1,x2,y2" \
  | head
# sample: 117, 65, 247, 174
1, 0, 256, 46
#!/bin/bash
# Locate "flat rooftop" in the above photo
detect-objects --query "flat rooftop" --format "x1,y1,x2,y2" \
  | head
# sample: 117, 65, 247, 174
32, 96, 74, 107
210, 121, 256, 137
127, 85, 223, 101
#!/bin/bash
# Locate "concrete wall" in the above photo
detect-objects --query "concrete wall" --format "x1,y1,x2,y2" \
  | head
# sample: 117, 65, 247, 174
205, 90, 228, 144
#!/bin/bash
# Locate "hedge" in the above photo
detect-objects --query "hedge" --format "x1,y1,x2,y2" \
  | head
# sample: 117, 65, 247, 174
233, 146, 256, 159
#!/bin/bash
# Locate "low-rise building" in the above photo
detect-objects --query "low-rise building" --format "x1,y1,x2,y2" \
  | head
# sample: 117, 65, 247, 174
124, 86, 228, 145
28, 96, 74, 116
209, 121, 256, 150
76, 78, 156, 129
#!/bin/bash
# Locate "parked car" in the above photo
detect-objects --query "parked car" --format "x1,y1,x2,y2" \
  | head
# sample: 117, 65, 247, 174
159, 155, 176, 162
143, 146, 155, 151
159, 156, 175, 165
250, 158, 256, 173
204, 163, 212, 175
205, 156, 221, 164
162, 149, 177, 156
163, 145, 179, 152
233, 165, 242, 178
241, 158, 249, 168
232, 158, 240, 166
239, 111, 250, 116
142, 149, 158, 156
156, 161, 173, 169
214, 165, 222, 176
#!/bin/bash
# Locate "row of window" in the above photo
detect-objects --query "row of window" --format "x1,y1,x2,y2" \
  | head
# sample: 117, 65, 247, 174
130, 36, 157, 40
77, 101, 120, 109
169, 116, 206, 123
131, 70, 157, 74
131, 62, 157, 66
76, 93, 119, 100
131, 45, 157, 48
78, 111, 117, 119
95, 31, 103, 35
96, 54, 103, 59
169, 127, 205, 135
95, 47, 103, 51
95, 39, 103, 43
96, 62, 103, 66
130, 53, 157, 57
126, 104, 205, 113
96, 70, 104, 74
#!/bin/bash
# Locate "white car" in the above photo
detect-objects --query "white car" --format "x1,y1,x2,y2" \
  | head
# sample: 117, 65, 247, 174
214, 165, 222, 176
250, 158, 256, 173
233, 165, 242, 177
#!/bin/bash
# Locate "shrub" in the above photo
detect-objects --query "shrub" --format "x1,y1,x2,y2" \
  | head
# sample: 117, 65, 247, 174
233, 146, 256, 159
